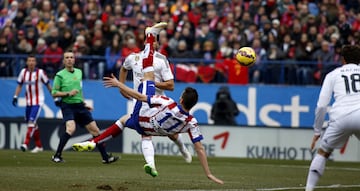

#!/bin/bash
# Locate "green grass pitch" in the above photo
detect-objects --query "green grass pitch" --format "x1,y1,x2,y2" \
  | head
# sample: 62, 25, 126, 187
0, 150, 359, 191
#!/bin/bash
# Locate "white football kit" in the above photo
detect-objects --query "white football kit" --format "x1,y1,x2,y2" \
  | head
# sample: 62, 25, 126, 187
122, 51, 174, 95
314, 63, 360, 152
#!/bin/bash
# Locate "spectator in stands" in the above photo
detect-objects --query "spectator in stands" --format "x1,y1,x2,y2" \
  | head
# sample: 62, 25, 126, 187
7, 1, 18, 21
171, 39, 193, 61
249, 38, 267, 83
337, 13, 352, 44
85, 10, 99, 31
202, 40, 216, 65
122, 36, 140, 56
55, 2, 69, 20
0, 8, 10, 29
168, 29, 181, 52
211, 86, 239, 125
37, 11, 53, 36
312, 40, 337, 84
56, 17, 70, 39
0, 34, 11, 76
295, 33, 316, 85
215, 42, 244, 84
280, 4, 297, 28
318, 14, 329, 34
72, 34, 90, 71
196, 20, 216, 46
351, 12, 360, 33
307, 25, 318, 43
121, 31, 140, 57
34, 37, 47, 66
44, 27, 60, 47
20, 17, 39, 46
179, 23, 195, 51
105, 33, 122, 78
14, 30, 32, 75
322, 0, 339, 25
42, 40, 63, 78
58, 28, 74, 51
281, 33, 297, 84
171, 39, 197, 83
187, 4, 201, 28
229, 25, 248, 48
158, 29, 171, 57
303, 14, 318, 35
28, 8, 40, 26
266, 44, 285, 84
85, 31, 106, 79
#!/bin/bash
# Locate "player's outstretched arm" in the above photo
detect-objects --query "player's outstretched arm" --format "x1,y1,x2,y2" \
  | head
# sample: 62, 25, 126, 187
194, 141, 224, 184
103, 74, 147, 102
118, 67, 132, 99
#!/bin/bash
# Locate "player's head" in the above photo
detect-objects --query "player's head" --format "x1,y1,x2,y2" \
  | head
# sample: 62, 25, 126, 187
26, 54, 37, 69
341, 45, 360, 64
63, 50, 75, 67
180, 87, 198, 110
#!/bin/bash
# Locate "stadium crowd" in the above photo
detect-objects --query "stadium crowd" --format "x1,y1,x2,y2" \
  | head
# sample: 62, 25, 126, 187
0, 0, 359, 85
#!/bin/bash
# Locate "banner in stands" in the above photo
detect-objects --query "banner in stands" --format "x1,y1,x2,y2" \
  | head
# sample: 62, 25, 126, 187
0, 79, 321, 128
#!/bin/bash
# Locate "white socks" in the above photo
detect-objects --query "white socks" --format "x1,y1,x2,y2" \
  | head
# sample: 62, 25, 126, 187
306, 154, 326, 191
142, 138, 155, 168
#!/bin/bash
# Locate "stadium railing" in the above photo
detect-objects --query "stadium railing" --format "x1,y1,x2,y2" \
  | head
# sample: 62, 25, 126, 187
0, 54, 340, 85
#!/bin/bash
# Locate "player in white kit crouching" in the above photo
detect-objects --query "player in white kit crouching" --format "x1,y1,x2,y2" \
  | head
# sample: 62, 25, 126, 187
305, 44, 360, 191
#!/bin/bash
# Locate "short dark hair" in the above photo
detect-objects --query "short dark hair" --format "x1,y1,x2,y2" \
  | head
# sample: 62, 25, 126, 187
341, 45, 360, 64
64, 49, 74, 54
27, 54, 36, 59
181, 87, 198, 110
27, 54, 36, 61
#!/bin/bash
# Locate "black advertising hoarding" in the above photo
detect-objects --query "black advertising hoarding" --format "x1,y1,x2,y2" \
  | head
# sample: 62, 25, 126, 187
0, 117, 123, 152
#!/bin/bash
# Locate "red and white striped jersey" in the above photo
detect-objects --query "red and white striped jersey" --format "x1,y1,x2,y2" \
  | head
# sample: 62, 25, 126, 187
17, 68, 49, 106
139, 95, 203, 143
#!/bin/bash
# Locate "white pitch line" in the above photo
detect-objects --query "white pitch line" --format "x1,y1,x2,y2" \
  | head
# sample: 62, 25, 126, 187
256, 184, 360, 191
162, 184, 360, 191
252, 164, 360, 172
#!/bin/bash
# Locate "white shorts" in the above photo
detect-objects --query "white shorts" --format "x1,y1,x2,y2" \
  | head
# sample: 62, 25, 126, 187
321, 110, 360, 153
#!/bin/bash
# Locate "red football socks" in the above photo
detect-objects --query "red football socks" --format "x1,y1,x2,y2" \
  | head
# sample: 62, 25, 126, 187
92, 123, 122, 144
142, 33, 155, 71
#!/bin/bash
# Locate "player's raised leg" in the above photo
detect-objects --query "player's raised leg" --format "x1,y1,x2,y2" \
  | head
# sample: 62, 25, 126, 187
141, 22, 168, 177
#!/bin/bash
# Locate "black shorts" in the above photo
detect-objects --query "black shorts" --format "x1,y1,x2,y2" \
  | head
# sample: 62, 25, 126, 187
61, 102, 94, 127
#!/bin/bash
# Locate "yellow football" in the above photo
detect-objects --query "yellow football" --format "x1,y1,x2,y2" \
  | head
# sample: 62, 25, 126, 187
235, 47, 256, 67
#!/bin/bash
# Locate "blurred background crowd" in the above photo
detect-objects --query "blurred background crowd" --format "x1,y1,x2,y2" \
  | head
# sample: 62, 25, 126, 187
0, 0, 359, 85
